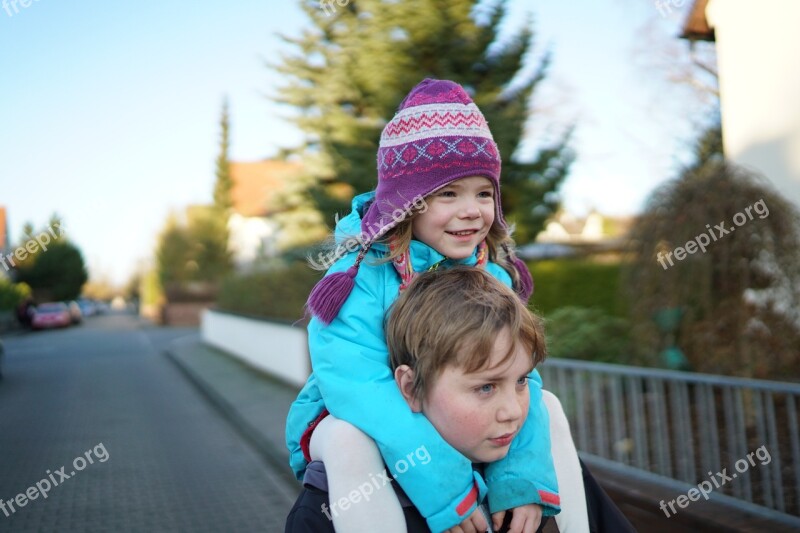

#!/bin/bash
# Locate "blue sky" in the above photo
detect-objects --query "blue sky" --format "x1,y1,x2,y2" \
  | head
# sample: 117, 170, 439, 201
0, 0, 705, 285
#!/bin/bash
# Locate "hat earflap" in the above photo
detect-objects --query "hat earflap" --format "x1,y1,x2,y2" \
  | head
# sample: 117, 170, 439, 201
503, 243, 534, 304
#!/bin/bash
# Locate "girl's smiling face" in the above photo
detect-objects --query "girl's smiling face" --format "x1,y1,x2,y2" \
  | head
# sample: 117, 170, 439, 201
411, 176, 495, 259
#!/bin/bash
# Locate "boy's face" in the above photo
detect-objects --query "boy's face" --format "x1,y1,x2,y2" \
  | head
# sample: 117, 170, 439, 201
395, 327, 532, 463
411, 175, 495, 259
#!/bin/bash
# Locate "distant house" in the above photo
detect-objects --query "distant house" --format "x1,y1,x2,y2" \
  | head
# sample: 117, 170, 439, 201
155, 160, 305, 326
518, 210, 635, 260
227, 160, 304, 269
684, 0, 800, 207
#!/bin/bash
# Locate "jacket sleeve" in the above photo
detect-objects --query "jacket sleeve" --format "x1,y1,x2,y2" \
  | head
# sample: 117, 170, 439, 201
309, 254, 485, 532
482, 262, 561, 515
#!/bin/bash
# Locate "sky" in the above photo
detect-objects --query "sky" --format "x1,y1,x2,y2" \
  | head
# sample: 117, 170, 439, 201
0, 0, 707, 286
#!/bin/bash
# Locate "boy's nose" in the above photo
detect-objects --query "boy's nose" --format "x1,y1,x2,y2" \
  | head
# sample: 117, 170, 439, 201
496, 393, 524, 423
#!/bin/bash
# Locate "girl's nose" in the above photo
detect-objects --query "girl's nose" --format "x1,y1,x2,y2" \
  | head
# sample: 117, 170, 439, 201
459, 201, 481, 219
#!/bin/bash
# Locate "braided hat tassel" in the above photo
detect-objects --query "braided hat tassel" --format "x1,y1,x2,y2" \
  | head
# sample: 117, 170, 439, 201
306, 246, 370, 325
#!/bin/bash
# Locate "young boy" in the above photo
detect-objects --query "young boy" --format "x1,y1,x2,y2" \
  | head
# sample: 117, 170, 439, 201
285, 266, 552, 533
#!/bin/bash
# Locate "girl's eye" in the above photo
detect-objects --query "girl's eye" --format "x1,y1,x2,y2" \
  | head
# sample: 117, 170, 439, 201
516, 377, 528, 387
438, 190, 456, 198
478, 191, 493, 198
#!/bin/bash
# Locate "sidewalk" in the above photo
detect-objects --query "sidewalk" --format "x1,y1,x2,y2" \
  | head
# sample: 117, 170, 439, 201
163, 333, 302, 503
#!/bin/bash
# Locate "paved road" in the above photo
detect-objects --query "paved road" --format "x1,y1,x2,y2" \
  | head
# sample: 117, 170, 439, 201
0, 313, 297, 532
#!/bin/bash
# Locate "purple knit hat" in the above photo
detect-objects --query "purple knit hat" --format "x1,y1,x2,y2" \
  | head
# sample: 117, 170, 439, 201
361, 78, 506, 241
307, 79, 533, 324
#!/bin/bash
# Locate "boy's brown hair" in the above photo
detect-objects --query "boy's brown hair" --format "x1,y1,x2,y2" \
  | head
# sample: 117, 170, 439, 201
386, 266, 546, 402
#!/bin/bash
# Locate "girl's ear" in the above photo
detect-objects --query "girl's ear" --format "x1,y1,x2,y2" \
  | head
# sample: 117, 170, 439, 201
394, 365, 422, 413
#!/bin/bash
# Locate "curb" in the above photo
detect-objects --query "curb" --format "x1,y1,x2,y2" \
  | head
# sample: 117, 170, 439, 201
163, 346, 301, 493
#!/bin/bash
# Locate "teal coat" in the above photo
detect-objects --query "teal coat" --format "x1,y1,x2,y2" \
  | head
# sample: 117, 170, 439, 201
286, 192, 560, 532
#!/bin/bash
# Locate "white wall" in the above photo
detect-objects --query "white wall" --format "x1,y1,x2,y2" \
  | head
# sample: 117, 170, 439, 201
707, 0, 800, 207
201, 309, 310, 387
227, 213, 278, 266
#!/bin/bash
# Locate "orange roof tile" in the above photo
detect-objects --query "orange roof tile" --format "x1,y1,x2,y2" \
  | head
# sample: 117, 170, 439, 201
229, 160, 304, 217
0, 206, 7, 250
682, 0, 715, 42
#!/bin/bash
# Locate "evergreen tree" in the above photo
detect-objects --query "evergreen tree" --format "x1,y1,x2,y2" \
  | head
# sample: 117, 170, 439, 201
155, 208, 233, 289
272, 0, 572, 242
186, 205, 233, 282
205, 100, 234, 280
155, 213, 193, 287
14, 217, 88, 302
213, 97, 233, 213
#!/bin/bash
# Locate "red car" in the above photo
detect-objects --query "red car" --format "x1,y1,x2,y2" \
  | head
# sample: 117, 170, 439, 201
32, 303, 72, 330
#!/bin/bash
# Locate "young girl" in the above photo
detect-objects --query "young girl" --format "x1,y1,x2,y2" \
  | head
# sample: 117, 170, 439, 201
285, 78, 588, 533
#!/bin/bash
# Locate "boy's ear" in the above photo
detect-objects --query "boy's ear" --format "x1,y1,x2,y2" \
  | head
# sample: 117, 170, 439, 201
394, 365, 422, 413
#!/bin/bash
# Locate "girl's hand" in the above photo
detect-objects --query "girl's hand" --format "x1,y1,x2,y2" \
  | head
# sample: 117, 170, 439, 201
444, 507, 488, 533
492, 504, 542, 533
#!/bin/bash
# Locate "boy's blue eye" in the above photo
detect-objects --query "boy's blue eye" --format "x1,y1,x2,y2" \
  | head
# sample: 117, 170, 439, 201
477, 384, 495, 394
517, 377, 528, 386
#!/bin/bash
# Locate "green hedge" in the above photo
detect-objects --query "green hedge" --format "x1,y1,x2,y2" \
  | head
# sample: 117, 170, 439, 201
216, 262, 323, 322
545, 306, 633, 364
0, 279, 31, 311
527, 259, 626, 318
217, 257, 627, 326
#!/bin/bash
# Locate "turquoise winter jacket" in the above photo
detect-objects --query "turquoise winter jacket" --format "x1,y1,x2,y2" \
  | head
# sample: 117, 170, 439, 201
286, 192, 560, 532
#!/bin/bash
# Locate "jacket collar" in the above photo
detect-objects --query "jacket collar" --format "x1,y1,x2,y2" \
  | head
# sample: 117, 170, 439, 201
408, 239, 479, 272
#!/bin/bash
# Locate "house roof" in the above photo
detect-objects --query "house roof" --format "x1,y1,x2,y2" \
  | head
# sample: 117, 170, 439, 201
681, 0, 715, 42
229, 160, 304, 217
0, 206, 7, 250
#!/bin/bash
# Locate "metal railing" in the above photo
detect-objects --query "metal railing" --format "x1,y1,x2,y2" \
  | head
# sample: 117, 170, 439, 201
540, 359, 800, 519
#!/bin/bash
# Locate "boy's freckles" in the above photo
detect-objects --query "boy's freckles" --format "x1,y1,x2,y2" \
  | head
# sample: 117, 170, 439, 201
419, 327, 531, 463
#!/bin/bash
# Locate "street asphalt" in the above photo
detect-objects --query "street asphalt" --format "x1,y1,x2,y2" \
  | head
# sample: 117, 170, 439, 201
0, 312, 301, 532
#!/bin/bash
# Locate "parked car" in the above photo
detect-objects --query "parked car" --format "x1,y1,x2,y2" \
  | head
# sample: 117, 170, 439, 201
67, 301, 83, 324
77, 298, 96, 317
32, 303, 72, 330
